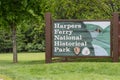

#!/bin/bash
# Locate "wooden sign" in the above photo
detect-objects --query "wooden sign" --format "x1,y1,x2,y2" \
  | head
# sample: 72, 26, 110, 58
45, 12, 120, 63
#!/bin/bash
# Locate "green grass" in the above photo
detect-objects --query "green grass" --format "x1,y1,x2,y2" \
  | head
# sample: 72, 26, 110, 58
0, 53, 120, 80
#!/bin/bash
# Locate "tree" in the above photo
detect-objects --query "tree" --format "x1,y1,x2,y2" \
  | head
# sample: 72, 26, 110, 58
1, 0, 44, 63
93, 0, 120, 18
46, 0, 120, 19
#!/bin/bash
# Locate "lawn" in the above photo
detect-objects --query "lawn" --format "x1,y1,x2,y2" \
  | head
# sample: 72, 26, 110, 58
0, 53, 120, 80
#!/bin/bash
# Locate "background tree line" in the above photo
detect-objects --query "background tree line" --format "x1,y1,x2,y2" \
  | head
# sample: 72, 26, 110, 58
0, 0, 120, 53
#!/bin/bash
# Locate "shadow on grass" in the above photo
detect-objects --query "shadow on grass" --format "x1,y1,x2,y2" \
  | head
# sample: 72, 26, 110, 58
0, 58, 120, 65
18, 60, 45, 64
0, 60, 13, 65
0, 60, 45, 65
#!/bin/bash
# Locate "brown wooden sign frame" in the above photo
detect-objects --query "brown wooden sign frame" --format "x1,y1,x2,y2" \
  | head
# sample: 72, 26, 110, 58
112, 13, 119, 62
52, 20, 112, 58
45, 12, 120, 63
119, 15, 120, 57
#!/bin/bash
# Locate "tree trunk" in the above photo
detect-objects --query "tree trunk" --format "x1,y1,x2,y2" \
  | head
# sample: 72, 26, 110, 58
11, 23, 17, 63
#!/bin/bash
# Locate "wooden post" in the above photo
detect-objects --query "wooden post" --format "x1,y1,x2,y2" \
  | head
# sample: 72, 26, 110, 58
45, 12, 52, 63
112, 13, 119, 62
119, 15, 120, 57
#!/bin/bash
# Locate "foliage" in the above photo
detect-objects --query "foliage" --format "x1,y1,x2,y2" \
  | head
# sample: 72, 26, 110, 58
0, 28, 12, 52
16, 22, 45, 52
0, 0, 120, 53
47, 0, 120, 19
0, 0, 45, 53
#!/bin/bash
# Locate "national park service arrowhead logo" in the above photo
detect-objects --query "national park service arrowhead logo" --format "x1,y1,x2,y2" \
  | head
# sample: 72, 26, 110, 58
74, 47, 80, 55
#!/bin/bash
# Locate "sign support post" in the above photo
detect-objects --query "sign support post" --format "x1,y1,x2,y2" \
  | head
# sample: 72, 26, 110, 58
45, 12, 52, 63
112, 13, 119, 62
118, 14, 120, 56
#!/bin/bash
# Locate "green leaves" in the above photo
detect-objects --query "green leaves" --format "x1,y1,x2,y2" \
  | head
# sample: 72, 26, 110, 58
46, 0, 120, 19
0, 0, 120, 53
